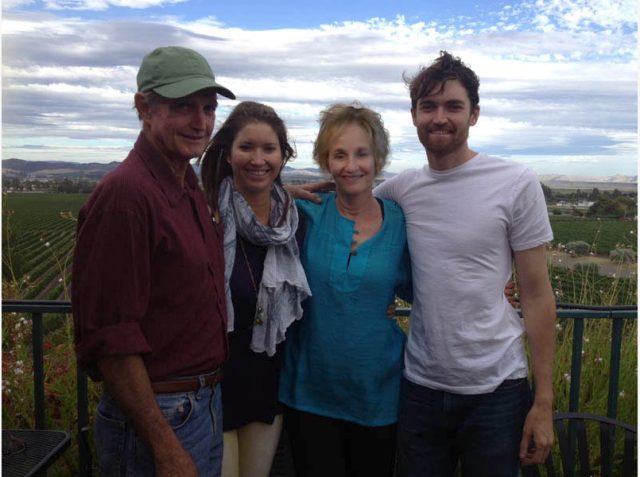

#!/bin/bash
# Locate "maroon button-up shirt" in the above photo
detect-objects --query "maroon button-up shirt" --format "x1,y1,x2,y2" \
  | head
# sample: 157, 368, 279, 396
72, 132, 228, 381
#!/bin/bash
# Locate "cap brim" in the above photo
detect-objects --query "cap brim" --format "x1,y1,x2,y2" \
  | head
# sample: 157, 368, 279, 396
154, 77, 236, 100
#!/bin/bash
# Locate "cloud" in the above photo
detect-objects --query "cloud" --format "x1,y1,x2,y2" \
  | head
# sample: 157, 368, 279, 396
2, 0, 35, 9
42, 0, 187, 10
530, 0, 636, 31
492, 0, 636, 35
1, 2, 637, 176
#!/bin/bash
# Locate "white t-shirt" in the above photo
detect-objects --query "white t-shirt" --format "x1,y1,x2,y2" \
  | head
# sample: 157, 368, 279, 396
374, 154, 553, 394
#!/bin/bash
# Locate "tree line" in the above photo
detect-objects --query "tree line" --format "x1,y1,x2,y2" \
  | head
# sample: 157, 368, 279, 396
3, 178, 98, 194
3, 177, 637, 219
542, 183, 637, 219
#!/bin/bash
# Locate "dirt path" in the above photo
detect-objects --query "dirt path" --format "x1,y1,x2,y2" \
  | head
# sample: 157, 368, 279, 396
547, 251, 637, 278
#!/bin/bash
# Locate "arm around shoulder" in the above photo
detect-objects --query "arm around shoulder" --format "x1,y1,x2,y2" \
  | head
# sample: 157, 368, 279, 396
284, 181, 334, 203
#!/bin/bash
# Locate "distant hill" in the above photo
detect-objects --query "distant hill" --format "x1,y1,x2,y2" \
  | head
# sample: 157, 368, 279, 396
2, 158, 120, 181
2, 159, 636, 190
1, 158, 388, 184
2, 158, 324, 182
539, 174, 637, 192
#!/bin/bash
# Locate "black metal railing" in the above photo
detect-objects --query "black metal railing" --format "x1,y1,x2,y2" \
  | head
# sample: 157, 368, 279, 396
554, 303, 637, 419
2, 300, 637, 477
3, 300, 92, 476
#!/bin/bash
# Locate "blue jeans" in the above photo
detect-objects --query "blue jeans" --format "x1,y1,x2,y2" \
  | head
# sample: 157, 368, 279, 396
397, 377, 531, 477
94, 383, 223, 476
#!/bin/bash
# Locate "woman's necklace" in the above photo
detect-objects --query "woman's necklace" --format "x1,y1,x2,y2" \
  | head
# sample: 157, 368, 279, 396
238, 237, 264, 326
336, 196, 381, 253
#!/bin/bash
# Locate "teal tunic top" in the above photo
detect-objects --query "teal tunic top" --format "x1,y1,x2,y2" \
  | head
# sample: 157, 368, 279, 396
279, 193, 411, 426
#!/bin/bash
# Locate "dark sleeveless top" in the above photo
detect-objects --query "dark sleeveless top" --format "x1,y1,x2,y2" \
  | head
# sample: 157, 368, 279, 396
221, 235, 284, 430
222, 215, 306, 431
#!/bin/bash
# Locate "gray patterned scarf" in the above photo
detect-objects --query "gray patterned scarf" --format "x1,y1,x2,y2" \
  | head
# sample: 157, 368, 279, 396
219, 176, 311, 356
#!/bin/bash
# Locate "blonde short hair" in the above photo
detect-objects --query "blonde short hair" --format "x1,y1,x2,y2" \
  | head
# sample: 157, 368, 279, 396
313, 102, 390, 175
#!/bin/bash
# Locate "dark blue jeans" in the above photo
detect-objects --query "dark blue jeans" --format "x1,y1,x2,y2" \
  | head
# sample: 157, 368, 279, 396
397, 377, 531, 477
94, 383, 223, 476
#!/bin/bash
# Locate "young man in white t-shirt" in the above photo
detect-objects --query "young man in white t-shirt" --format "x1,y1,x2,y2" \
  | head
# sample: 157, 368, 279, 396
374, 51, 556, 476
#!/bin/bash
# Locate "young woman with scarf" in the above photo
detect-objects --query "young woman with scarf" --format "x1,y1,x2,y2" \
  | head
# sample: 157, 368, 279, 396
199, 101, 310, 477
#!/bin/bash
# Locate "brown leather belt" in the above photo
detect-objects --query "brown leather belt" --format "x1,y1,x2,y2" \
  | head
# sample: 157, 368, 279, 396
150, 368, 223, 394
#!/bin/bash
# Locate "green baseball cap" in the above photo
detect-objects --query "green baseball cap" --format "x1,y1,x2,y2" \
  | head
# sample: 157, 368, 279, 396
137, 46, 236, 99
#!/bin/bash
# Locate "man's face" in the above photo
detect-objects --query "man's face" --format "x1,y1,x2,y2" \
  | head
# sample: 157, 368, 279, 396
145, 90, 218, 163
411, 79, 479, 158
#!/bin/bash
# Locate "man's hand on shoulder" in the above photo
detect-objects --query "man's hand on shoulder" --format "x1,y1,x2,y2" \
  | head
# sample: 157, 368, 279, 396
285, 181, 335, 203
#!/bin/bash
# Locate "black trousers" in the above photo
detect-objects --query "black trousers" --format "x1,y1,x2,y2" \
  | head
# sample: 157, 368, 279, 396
284, 406, 396, 477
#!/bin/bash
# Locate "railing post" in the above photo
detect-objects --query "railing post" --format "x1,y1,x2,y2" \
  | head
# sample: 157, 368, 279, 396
607, 315, 623, 419
566, 317, 585, 477
605, 313, 624, 475
77, 366, 93, 476
32, 312, 46, 430
569, 318, 584, 412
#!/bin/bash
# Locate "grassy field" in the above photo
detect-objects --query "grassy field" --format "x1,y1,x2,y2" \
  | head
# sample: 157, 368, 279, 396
549, 215, 636, 254
2, 192, 87, 299
2, 192, 88, 229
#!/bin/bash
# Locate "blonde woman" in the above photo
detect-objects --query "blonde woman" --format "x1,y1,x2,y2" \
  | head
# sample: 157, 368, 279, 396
279, 103, 411, 477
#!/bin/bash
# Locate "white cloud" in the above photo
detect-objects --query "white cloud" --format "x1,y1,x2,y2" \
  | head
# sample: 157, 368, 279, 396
2, 0, 35, 9
496, 0, 636, 34
532, 0, 636, 31
42, 0, 186, 10
1, 3, 637, 176
3, 65, 137, 88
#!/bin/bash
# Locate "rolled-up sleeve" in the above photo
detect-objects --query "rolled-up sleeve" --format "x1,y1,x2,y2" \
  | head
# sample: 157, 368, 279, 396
73, 198, 153, 378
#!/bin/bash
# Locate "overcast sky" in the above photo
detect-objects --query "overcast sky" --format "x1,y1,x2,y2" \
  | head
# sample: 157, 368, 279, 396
2, 0, 637, 176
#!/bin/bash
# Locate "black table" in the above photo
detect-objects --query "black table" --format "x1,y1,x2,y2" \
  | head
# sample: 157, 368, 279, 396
3, 429, 71, 477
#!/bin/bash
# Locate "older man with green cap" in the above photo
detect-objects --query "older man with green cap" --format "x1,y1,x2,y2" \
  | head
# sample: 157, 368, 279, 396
73, 46, 236, 476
